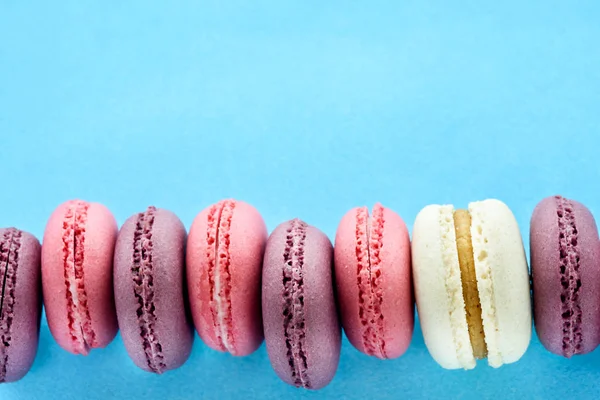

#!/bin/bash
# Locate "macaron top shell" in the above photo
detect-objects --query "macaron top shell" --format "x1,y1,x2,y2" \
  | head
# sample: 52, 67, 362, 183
469, 199, 531, 366
412, 204, 473, 369
334, 204, 413, 359
42, 200, 119, 355
531, 196, 600, 356
262, 219, 341, 390
114, 207, 193, 373
412, 199, 531, 369
0, 229, 42, 383
187, 200, 267, 357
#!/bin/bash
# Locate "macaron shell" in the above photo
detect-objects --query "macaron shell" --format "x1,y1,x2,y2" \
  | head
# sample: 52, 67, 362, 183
114, 208, 193, 372
334, 206, 413, 359
227, 202, 267, 355
187, 200, 267, 356
468, 199, 531, 366
1, 230, 42, 383
411, 204, 474, 369
531, 197, 600, 355
42, 201, 119, 354
262, 221, 341, 390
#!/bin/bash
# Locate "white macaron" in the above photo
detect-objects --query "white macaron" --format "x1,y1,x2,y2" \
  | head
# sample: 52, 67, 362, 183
411, 199, 531, 369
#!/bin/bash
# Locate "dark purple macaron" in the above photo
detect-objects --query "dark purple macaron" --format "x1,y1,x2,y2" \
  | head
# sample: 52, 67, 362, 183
114, 207, 193, 373
531, 195, 600, 357
262, 219, 341, 390
0, 228, 42, 383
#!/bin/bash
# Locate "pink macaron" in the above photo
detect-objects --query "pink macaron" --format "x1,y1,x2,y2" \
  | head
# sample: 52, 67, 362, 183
334, 203, 413, 359
42, 200, 119, 355
187, 199, 267, 356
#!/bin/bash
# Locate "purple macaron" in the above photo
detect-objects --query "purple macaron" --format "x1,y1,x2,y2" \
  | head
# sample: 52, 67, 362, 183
262, 219, 341, 390
531, 195, 600, 357
0, 228, 42, 383
114, 207, 193, 373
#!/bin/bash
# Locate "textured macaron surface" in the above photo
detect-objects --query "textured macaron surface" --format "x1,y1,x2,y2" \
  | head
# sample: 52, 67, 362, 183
42, 200, 119, 355
187, 200, 267, 356
334, 204, 413, 359
262, 219, 341, 390
114, 207, 193, 373
0, 229, 41, 383
531, 196, 600, 356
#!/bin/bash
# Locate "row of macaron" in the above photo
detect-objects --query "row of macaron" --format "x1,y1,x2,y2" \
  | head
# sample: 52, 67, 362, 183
0, 195, 594, 389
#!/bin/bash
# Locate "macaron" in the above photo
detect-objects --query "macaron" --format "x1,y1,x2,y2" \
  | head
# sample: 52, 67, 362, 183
334, 203, 413, 359
187, 199, 267, 356
42, 199, 119, 355
114, 206, 193, 373
0, 228, 42, 383
262, 219, 341, 390
530, 195, 600, 357
411, 199, 531, 369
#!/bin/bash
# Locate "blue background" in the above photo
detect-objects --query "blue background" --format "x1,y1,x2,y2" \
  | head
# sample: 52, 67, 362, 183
1, 1, 600, 399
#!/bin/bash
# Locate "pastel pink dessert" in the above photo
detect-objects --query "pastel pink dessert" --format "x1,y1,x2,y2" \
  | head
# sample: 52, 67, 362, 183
42, 200, 119, 355
334, 203, 413, 359
187, 199, 267, 356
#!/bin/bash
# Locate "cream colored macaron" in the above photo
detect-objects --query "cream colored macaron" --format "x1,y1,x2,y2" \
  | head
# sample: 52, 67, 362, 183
411, 199, 531, 369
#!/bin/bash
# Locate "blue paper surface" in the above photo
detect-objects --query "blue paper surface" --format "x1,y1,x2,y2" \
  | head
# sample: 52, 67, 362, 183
1, 1, 600, 399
